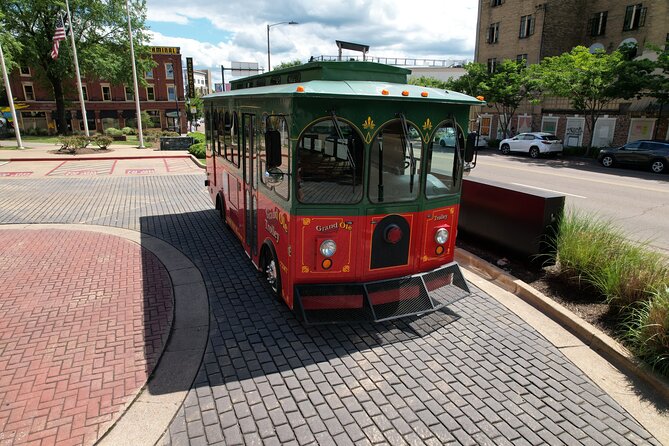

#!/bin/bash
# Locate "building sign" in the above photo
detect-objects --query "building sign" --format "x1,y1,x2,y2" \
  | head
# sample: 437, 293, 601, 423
186, 57, 195, 99
628, 118, 655, 142
150, 46, 180, 54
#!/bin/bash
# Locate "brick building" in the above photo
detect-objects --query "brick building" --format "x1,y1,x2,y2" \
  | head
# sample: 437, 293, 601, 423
9, 46, 187, 134
474, 0, 668, 147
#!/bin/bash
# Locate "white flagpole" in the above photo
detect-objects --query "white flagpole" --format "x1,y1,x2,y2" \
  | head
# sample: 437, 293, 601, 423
65, 0, 89, 137
0, 44, 23, 149
126, 0, 144, 148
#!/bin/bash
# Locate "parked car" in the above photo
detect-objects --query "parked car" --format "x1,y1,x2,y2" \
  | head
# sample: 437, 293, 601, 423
598, 140, 669, 174
499, 132, 563, 158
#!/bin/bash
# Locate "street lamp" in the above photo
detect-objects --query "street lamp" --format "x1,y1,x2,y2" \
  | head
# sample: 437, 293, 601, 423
267, 21, 298, 72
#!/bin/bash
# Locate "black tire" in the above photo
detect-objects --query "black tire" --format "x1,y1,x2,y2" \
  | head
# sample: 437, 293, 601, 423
500, 144, 510, 155
650, 159, 666, 174
600, 155, 614, 168
529, 147, 540, 159
261, 245, 282, 301
439, 139, 446, 147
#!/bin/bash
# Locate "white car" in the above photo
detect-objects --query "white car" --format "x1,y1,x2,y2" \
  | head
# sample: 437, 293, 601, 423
499, 132, 563, 158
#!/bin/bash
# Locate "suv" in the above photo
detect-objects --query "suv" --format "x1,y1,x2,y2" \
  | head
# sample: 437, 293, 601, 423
598, 140, 669, 174
499, 132, 563, 158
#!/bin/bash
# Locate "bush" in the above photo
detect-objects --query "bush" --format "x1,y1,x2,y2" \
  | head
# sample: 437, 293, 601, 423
188, 131, 205, 144
93, 135, 113, 150
121, 127, 136, 135
624, 288, 669, 375
487, 139, 501, 149
161, 130, 179, 137
105, 128, 123, 137
552, 211, 669, 307
57, 135, 90, 152
189, 142, 206, 159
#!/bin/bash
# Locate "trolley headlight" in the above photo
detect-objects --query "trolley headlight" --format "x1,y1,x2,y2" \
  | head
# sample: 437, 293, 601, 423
319, 239, 337, 257
434, 228, 449, 245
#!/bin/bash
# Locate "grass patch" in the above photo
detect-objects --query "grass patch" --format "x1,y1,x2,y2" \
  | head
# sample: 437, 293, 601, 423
551, 210, 669, 375
0, 145, 21, 150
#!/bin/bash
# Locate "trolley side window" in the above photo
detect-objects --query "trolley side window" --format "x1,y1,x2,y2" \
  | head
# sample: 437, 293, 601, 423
368, 119, 422, 203
225, 111, 240, 167
426, 121, 461, 198
296, 118, 363, 204
260, 115, 290, 200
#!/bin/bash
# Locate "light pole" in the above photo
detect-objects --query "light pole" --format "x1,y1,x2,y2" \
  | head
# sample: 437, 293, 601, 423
267, 21, 298, 72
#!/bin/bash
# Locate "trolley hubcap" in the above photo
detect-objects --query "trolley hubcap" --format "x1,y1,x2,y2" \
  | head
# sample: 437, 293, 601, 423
265, 259, 278, 288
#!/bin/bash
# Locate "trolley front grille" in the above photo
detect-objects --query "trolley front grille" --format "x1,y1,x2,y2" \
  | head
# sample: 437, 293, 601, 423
294, 262, 469, 324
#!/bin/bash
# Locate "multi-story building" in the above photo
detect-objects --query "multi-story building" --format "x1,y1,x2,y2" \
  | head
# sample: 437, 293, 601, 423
475, 0, 668, 146
185, 68, 213, 97
9, 46, 187, 134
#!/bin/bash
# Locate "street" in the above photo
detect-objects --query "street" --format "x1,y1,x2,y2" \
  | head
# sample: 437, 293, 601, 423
468, 150, 669, 254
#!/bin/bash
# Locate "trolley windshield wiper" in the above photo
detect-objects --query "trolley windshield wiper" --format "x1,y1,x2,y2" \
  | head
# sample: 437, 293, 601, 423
398, 113, 416, 193
330, 111, 357, 193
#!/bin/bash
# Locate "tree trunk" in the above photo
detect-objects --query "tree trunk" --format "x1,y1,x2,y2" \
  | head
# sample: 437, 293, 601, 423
47, 73, 68, 135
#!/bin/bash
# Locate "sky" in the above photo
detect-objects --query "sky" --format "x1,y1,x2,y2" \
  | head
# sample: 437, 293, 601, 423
145, 0, 479, 85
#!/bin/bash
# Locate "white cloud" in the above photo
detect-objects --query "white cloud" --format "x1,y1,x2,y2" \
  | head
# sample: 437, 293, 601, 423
146, 0, 478, 84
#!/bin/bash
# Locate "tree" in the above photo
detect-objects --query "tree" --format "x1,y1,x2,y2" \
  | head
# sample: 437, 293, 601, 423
0, 0, 153, 134
408, 76, 449, 89
444, 61, 541, 138
274, 59, 302, 70
539, 46, 642, 153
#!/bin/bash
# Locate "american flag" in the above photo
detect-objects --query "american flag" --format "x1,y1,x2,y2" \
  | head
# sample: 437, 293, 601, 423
51, 15, 66, 60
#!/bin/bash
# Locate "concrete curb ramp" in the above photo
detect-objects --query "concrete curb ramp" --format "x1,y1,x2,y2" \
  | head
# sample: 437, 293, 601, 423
455, 247, 669, 444
0, 224, 209, 446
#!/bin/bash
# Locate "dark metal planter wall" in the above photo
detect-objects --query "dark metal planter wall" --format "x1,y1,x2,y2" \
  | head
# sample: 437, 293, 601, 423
458, 177, 565, 265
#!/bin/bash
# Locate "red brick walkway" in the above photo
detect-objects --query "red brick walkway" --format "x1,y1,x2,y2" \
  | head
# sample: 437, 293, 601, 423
0, 229, 173, 445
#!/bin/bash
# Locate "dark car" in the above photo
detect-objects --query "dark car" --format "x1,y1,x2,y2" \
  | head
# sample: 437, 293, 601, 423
598, 140, 669, 174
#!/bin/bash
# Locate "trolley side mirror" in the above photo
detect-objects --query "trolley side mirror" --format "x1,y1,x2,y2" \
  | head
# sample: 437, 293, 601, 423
265, 129, 282, 169
464, 132, 477, 163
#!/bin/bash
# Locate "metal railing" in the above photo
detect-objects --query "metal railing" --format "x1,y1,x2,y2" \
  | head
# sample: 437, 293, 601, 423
311, 55, 470, 67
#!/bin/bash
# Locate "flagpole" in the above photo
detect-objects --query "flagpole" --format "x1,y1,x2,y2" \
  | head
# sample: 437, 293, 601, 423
65, 0, 89, 137
126, 0, 144, 148
0, 44, 23, 149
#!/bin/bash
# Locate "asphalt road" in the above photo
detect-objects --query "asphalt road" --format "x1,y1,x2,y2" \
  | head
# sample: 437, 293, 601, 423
467, 150, 669, 254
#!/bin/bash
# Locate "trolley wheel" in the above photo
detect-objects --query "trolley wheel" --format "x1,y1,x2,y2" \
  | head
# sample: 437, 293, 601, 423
600, 155, 614, 168
650, 158, 666, 174
500, 144, 510, 155
261, 245, 282, 301
529, 147, 540, 159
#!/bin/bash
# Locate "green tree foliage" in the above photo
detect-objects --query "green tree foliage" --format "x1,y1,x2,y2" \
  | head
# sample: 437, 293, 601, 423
0, 0, 153, 134
273, 59, 302, 71
444, 61, 540, 137
539, 46, 643, 152
408, 76, 448, 89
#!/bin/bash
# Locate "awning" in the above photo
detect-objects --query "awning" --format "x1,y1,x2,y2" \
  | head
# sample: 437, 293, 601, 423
165, 110, 180, 118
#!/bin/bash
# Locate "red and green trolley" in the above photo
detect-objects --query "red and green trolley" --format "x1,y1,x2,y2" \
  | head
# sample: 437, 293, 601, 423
203, 61, 482, 323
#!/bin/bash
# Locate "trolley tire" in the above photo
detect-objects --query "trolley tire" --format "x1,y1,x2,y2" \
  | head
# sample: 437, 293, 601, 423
529, 147, 540, 159
650, 158, 666, 174
600, 155, 614, 168
261, 244, 282, 301
500, 144, 510, 155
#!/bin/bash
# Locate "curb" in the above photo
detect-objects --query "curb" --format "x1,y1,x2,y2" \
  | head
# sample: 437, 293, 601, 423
455, 247, 669, 403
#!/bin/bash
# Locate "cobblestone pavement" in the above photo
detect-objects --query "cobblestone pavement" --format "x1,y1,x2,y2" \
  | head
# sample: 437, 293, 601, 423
0, 229, 172, 445
0, 174, 660, 445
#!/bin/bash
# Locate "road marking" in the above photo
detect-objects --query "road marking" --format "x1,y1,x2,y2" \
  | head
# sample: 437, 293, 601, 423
511, 183, 587, 199
481, 159, 668, 193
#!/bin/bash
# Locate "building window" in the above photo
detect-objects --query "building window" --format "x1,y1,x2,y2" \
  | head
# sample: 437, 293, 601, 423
519, 15, 535, 38
22, 83, 35, 100
516, 54, 528, 65
101, 85, 111, 101
147, 86, 155, 101
167, 85, 176, 101
623, 4, 646, 31
165, 63, 174, 79
589, 11, 608, 36
146, 69, 153, 79
19, 66, 30, 76
487, 58, 497, 73
490, 0, 503, 6
125, 86, 134, 101
487, 23, 500, 44
81, 85, 88, 101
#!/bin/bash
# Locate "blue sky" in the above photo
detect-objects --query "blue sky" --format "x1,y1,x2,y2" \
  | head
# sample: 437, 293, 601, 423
145, 0, 478, 85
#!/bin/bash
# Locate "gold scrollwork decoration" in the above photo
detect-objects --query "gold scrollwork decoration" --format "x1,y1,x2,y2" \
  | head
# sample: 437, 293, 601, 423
301, 265, 310, 273
303, 218, 311, 226
422, 118, 433, 131
362, 116, 375, 130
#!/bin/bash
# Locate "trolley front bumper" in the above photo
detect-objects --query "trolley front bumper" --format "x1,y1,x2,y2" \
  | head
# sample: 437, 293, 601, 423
294, 262, 470, 324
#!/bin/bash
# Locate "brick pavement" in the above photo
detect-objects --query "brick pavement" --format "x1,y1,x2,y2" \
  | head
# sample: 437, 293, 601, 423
0, 229, 173, 445
0, 174, 661, 445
